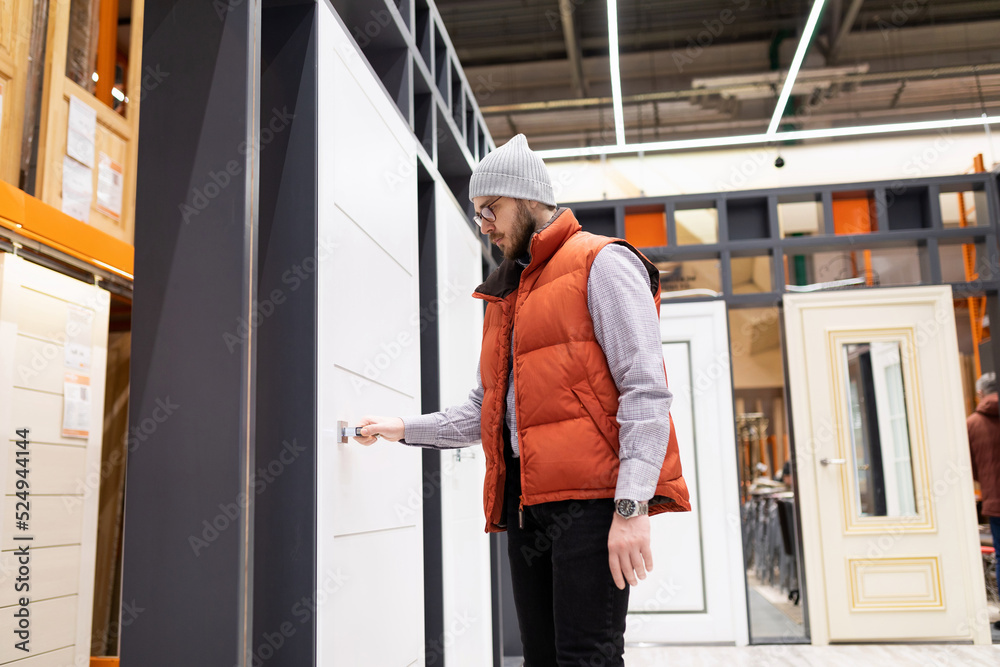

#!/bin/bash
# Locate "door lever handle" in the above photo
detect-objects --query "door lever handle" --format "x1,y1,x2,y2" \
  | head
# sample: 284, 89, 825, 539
337, 420, 365, 443
820, 458, 847, 466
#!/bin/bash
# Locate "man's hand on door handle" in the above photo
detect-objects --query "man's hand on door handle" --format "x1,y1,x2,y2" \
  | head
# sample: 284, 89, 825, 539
353, 416, 405, 446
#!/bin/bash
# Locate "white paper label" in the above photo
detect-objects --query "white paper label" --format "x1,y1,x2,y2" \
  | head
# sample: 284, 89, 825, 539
67, 96, 97, 168
65, 305, 94, 372
96, 153, 123, 221
62, 372, 91, 439
62, 156, 93, 222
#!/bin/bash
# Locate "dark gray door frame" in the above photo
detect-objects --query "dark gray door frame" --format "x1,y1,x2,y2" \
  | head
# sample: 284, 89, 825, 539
123, 1, 318, 665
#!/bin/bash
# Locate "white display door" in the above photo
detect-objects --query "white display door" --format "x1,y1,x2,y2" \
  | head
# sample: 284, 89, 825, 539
317, 3, 425, 665
435, 183, 493, 665
0, 253, 110, 666
784, 286, 990, 644
626, 300, 748, 645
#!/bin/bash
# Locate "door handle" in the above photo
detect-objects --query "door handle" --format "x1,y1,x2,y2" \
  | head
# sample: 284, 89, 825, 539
337, 421, 365, 443
820, 458, 847, 466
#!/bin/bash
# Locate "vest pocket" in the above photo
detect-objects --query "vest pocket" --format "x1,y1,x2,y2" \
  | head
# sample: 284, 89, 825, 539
570, 382, 619, 452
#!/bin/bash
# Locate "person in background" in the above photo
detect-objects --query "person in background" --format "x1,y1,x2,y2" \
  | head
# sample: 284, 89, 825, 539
968, 371, 1000, 626
354, 133, 690, 665
773, 460, 792, 488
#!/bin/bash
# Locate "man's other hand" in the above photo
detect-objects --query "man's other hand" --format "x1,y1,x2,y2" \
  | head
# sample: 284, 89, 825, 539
608, 513, 653, 590
354, 416, 405, 446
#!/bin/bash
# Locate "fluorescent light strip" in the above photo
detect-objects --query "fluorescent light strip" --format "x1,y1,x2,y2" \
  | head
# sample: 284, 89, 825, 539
607, 0, 625, 145
536, 115, 1000, 160
767, 0, 829, 136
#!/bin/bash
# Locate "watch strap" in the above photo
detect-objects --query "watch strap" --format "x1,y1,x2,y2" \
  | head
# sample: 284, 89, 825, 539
615, 499, 649, 518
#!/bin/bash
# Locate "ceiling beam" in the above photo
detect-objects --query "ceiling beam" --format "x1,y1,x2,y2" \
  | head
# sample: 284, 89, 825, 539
829, 0, 864, 63
478, 63, 1000, 115
489, 98, 1000, 146
558, 0, 589, 97
826, 0, 842, 54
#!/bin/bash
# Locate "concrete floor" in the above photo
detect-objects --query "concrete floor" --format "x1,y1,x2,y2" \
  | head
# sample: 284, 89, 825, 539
497, 585, 999, 665
506, 643, 1000, 666
623, 643, 1000, 666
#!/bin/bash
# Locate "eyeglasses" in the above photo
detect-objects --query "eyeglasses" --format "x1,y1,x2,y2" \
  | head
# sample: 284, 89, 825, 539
474, 196, 504, 228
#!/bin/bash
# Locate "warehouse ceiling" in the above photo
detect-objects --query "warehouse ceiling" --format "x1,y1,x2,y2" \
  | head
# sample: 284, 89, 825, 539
436, 0, 1000, 151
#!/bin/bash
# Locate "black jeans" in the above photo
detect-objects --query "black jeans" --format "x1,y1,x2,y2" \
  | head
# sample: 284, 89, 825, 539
503, 425, 629, 667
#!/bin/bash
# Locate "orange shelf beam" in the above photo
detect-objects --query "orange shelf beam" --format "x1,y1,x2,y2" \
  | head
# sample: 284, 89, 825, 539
0, 181, 133, 280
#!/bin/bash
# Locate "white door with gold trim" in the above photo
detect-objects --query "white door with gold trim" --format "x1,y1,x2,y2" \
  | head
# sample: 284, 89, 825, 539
784, 286, 989, 645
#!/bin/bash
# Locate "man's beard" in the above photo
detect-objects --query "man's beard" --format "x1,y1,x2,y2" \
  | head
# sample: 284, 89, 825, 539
493, 200, 536, 261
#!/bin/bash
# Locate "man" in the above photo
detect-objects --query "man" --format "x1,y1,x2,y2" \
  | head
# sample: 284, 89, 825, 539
356, 133, 690, 666
968, 371, 1000, 623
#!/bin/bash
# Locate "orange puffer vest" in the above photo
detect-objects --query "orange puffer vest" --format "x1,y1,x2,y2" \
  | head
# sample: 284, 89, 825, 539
473, 208, 691, 533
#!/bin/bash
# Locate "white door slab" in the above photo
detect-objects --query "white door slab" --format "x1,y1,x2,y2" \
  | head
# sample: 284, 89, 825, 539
626, 300, 748, 646
317, 4, 425, 664
0, 253, 110, 667
435, 183, 493, 666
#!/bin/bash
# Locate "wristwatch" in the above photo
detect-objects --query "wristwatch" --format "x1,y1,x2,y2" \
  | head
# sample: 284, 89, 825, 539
615, 499, 649, 519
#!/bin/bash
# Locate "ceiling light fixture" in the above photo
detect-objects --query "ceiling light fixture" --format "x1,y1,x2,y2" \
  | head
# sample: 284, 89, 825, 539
607, 0, 625, 145
536, 115, 1000, 160
767, 0, 829, 136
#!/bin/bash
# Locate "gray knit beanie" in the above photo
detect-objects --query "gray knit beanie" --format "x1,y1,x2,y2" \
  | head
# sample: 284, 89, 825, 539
469, 134, 556, 207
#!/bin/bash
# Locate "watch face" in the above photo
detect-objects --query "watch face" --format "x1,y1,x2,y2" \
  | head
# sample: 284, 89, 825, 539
617, 499, 636, 517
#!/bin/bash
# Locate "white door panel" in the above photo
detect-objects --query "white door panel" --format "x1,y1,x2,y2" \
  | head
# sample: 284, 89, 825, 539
13, 335, 69, 394
3, 442, 86, 494
317, 4, 425, 664
327, 368, 424, 537
626, 300, 748, 645
0, 545, 81, 606
435, 183, 493, 666
784, 286, 989, 644
633, 342, 705, 613
329, 32, 417, 276
0, 596, 77, 662
328, 206, 420, 398
0, 254, 110, 667
329, 527, 424, 666
9, 389, 89, 447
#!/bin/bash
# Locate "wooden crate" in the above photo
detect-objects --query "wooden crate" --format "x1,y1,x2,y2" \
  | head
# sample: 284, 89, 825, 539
33, 0, 144, 245
0, 0, 33, 186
